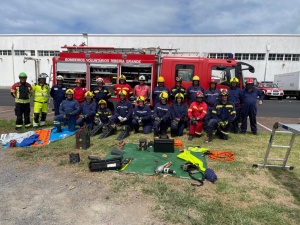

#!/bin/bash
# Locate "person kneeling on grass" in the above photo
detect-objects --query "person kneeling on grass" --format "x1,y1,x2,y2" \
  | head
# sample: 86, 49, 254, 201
76, 91, 97, 130
205, 89, 236, 143
170, 93, 187, 137
153, 92, 171, 137
132, 96, 152, 134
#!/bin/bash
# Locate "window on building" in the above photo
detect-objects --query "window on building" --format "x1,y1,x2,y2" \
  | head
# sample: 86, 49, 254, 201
235, 53, 242, 60
284, 54, 291, 61
257, 53, 265, 60
31, 50, 35, 56
242, 54, 249, 60
2, 50, 12, 55
292, 54, 300, 61
209, 53, 216, 58
268, 54, 276, 60
175, 64, 195, 81
0, 50, 2, 55
14, 50, 26, 56
54, 51, 60, 56
276, 54, 284, 61
250, 54, 257, 60
217, 53, 224, 59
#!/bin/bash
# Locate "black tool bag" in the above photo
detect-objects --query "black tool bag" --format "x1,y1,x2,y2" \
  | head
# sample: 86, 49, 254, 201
76, 126, 90, 150
88, 156, 123, 172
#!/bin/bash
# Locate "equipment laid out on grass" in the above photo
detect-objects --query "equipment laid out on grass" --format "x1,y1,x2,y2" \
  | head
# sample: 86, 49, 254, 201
207, 150, 235, 161
99, 124, 116, 139
154, 135, 174, 153
154, 161, 173, 174
88, 155, 123, 172
253, 122, 300, 170
116, 125, 130, 141
137, 138, 148, 151
76, 126, 90, 150
69, 153, 80, 164
90, 122, 104, 137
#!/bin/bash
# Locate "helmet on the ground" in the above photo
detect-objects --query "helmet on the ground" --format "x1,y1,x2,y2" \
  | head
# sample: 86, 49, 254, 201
98, 99, 107, 105
38, 73, 48, 79
209, 78, 217, 84
230, 77, 239, 83
19, 72, 27, 78
136, 96, 145, 102
96, 78, 104, 83
120, 75, 126, 80
246, 78, 254, 84
196, 91, 204, 98
75, 79, 82, 83
159, 91, 168, 100
175, 76, 182, 82
118, 90, 127, 96
157, 76, 165, 83
65, 89, 74, 95
192, 76, 200, 81
85, 91, 94, 98
57, 75, 64, 81
220, 89, 229, 96
175, 93, 184, 99
139, 75, 146, 81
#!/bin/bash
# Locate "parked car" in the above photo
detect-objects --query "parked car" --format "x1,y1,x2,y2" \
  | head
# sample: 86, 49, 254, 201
258, 82, 284, 100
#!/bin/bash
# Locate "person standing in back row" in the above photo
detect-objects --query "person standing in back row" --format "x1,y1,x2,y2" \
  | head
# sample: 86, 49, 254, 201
50, 75, 67, 116
170, 76, 187, 104
133, 75, 150, 103
73, 79, 87, 106
187, 75, 204, 105
152, 76, 170, 106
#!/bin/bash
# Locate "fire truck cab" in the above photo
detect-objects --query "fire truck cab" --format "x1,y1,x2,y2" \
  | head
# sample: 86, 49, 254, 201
52, 46, 255, 107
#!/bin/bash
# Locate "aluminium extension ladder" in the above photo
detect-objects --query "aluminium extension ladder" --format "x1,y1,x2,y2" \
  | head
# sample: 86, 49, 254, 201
253, 122, 300, 170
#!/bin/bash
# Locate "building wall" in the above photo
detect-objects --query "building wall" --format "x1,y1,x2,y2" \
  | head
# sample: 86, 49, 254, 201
0, 34, 299, 87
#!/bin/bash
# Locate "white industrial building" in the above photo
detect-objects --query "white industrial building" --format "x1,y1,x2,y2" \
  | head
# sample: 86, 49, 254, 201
0, 34, 299, 87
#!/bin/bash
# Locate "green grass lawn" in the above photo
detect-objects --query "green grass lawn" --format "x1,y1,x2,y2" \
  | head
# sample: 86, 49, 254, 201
1, 120, 300, 225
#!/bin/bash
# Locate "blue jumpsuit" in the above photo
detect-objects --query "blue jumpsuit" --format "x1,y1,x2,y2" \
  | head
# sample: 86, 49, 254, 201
110, 100, 133, 127
187, 85, 205, 105
152, 86, 170, 106
170, 85, 187, 104
228, 86, 242, 133
132, 105, 152, 134
204, 88, 220, 128
95, 108, 112, 125
54, 98, 80, 131
153, 102, 171, 136
170, 103, 187, 136
76, 100, 97, 130
240, 88, 263, 134
50, 84, 67, 116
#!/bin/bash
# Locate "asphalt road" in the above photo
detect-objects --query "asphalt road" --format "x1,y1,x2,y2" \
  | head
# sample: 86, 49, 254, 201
1, 88, 299, 118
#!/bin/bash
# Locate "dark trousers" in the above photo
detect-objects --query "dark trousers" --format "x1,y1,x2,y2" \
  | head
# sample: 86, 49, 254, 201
171, 120, 185, 136
15, 103, 31, 128
241, 104, 257, 133
54, 100, 63, 116
207, 119, 230, 139
153, 120, 169, 136
132, 119, 152, 134
76, 117, 94, 130
54, 115, 77, 131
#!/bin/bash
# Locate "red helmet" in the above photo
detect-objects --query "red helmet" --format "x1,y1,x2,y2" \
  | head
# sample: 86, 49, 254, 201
220, 89, 229, 96
246, 78, 254, 84
175, 76, 182, 82
75, 79, 82, 83
209, 78, 218, 84
196, 91, 204, 98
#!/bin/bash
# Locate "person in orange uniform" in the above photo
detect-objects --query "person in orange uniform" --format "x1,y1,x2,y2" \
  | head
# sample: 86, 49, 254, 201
133, 75, 150, 103
73, 79, 86, 106
114, 74, 133, 101
187, 91, 207, 140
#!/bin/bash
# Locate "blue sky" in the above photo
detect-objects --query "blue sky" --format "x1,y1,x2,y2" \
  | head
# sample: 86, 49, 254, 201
1, 0, 299, 34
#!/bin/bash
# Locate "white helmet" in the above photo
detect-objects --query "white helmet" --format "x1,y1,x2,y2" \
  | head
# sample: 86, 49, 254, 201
96, 77, 104, 83
57, 75, 64, 81
38, 73, 48, 79
139, 75, 146, 81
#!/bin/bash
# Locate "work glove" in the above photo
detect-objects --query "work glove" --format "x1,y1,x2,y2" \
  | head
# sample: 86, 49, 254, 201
79, 114, 86, 119
155, 117, 161, 122
94, 117, 101, 124
172, 120, 179, 127
218, 121, 228, 128
122, 117, 127, 122
134, 116, 140, 121
191, 117, 197, 125
138, 119, 143, 126
118, 116, 123, 121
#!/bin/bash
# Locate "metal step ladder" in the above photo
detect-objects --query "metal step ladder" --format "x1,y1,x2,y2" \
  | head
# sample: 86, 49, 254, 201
253, 122, 300, 170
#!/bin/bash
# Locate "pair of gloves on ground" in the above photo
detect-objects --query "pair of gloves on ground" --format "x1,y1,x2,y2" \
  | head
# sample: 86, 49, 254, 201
118, 116, 128, 122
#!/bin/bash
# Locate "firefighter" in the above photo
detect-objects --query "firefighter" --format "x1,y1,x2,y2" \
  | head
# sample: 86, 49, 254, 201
32, 73, 51, 128
109, 90, 133, 127
153, 92, 171, 137
50, 75, 67, 116
171, 93, 187, 137
152, 76, 170, 106
10, 72, 32, 130
92, 78, 112, 107
94, 100, 112, 125
187, 75, 205, 105
76, 91, 97, 130
228, 77, 242, 133
132, 96, 152, 134
205, 89, 236, 143
73, 79, 87, 106
170, 76, 187, 104
114, 74, 133, 101
240, 78, 263, 135
204, 78, 220, 129
133, 75, 150, 103
187, 91, 207, 140
53, 89, 80, 132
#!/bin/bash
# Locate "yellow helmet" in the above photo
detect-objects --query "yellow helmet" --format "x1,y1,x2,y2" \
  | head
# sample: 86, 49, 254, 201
65, 89, 74, 95
98, 99, 107, 105
230, 77, 239, 83
159, 91, 168, 99
175, 93, 184, 99
192, 76, 200, 81
119, 90, 127, 96
120, 75, 126, 80
157, 76, 165, 83
136, 96, 145, 102
85, 91, 94, 98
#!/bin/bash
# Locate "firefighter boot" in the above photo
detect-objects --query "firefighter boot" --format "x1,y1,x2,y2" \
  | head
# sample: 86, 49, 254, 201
205, 132, 213, 143
188, 135, 193, 141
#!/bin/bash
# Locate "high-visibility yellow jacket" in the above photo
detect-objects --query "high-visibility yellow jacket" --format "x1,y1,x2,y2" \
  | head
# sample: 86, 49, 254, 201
11, 82, 32, 104
32, 83, 50, 103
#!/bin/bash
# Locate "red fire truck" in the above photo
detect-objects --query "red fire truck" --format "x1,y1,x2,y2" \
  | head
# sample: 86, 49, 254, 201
52, 46, 255, 107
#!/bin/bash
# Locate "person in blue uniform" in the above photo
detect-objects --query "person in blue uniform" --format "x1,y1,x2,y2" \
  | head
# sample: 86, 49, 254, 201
50, 75, 67, 116
94, 100, 112, 125
187, 75, 205, 105
170, 93, 187, 137
76, 91, 97, 130
92, 77, 112, 107
240, 78, 263, 135
152, 76, 170, 106
204, 78, 220, 129
170, 76, 187, 104
153, 92, 171, 137
132, 96, 152, 134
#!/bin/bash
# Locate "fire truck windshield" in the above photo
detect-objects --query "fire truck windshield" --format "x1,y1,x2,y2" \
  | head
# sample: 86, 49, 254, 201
211, 65, 236, 87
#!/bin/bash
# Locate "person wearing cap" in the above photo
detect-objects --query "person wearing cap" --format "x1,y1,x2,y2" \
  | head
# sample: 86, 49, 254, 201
240, 78, 263, 135
76, 91, 97, 130
171, 93, 187, 137
50, 75, 67, 116
53, 89, 80, 132
228, 77, 242, 133
153, 92, 171, 137
205, 89, 236, 143
133, 75, 150, 103
132, 96, 152, 134
170, 76, 187, 104
32, 73, 51, 128
73, 79, 87, 106
114, 74, 133, 101
187, 75, 205, 105
11, 72, 32, 130
187, 91, 207, 140
152, 76, 170, 106
92, 77, 112, 106
109, 90, 133, 127
94, 100, 112, 126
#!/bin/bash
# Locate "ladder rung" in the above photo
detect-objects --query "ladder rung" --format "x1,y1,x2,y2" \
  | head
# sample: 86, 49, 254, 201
271, 145, 290, 148
267, 158, 285, 161
275, 131, 293, 134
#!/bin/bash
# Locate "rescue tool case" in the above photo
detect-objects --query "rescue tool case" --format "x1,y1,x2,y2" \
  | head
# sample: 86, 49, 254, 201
154, 137, 174, 153
76, 126, 90, 150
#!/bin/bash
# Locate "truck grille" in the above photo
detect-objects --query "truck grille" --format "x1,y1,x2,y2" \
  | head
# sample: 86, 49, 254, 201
272, 90, 279, 96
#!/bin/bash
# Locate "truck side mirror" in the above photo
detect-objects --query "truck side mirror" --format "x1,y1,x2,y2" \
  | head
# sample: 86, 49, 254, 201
249, 66, 255, 73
